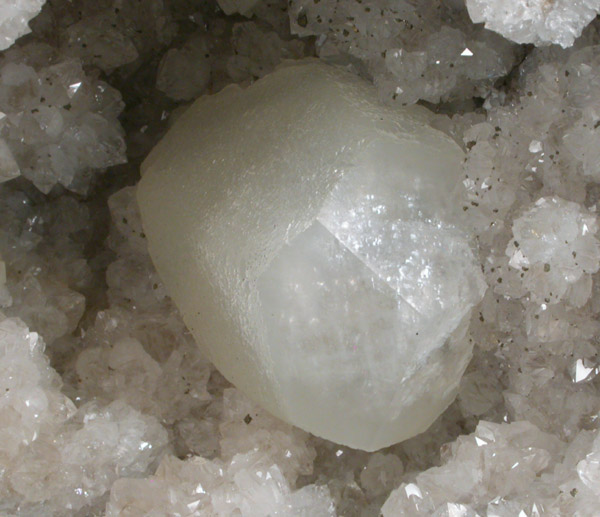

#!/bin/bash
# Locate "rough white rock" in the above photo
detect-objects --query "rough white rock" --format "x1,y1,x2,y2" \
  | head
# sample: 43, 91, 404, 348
466, 0, 600, 48
0, 0, 45, 51
137, 61, 486, 451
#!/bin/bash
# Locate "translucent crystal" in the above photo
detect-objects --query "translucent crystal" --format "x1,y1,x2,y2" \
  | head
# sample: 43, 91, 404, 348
466, 0, 600, 48
3, 0, 600, 512
0, 0, 46, 51
0, 138, 19, 183
381, 420, 564, 515
137, 62, 486, 451
217, 0, 261, 17
0, 314, 168, 513
0, 50, 126, 194
506, 196, 600, 306
107, 453, 336, 516
287, 0, 519, 106
156, 37, 211, 101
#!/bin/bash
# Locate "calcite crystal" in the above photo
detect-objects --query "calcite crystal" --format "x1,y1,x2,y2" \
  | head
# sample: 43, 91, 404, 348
137, 61, 486, 451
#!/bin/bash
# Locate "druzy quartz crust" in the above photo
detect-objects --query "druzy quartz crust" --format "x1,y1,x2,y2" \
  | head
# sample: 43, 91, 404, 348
4, 0, 600, 513
137, 61, 487, 451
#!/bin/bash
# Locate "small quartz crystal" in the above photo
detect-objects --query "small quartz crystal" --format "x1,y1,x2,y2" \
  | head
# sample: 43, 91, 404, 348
137, 61, 486, 451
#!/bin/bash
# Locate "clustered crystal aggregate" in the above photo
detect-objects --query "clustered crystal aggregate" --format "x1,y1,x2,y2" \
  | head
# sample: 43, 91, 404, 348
1, 0, 600, 515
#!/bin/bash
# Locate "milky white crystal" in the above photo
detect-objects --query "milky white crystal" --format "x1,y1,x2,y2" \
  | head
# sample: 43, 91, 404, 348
0, 0, 46, 51
137, 61, 486, 451
466, 0, 600, 48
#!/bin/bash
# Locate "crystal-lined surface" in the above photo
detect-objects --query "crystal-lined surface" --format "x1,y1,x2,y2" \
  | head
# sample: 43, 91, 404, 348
137, 61, 486, 450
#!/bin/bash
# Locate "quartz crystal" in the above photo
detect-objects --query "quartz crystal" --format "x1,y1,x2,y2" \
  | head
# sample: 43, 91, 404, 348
381, 420, 564, 515
287, 0, 520, 106
0, 48, 126, 193
137, 61, 486, 451
0, 0, 45, 51
506, 196, 600, 307
466, 0, 600, 48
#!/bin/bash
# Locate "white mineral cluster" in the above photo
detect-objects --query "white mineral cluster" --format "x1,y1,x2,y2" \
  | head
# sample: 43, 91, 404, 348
0, 315, 168, 514
0, 0, 46, 51
0, 44, 126, 193
466, 0, 600, 48
507, 196, 600, 307
137, 61, 486, 451
1, 0, 600, 515
106, 389, 335, 516
381, 420, 599, 515
287, 0, 521, 105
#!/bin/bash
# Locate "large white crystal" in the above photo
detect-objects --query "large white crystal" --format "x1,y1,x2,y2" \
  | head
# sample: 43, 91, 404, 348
466, 0, 600, 48
137, 61, 486, 451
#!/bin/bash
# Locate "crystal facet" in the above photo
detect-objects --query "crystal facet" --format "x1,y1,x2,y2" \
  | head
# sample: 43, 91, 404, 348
137, 62, 486, 451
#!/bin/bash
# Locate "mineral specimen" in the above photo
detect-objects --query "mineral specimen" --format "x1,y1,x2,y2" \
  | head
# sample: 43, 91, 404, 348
0, 315, 169, 513
3, 0, 600, 513
506, 196, 600, 307
0, 45, 127, 193
287, 0, 521, 106
137, 61, 486, 451
466, 0, 600, 48
0, 0, 46, 51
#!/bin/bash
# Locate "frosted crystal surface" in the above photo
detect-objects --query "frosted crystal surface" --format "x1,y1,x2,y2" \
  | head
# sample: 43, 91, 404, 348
0, 0, 45, 51
138, 61, 486, 451
466, 0, 600, 48
108, 437, 335, 516
3, 0, 600, 514
381, 420, 565, 515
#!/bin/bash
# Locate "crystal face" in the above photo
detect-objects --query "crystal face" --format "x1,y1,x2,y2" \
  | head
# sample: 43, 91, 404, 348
137, 61, 486, 451
466, 0, 600, 48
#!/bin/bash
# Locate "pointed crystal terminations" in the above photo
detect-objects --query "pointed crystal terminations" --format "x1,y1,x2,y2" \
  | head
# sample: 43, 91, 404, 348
137, 61, 487, 451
